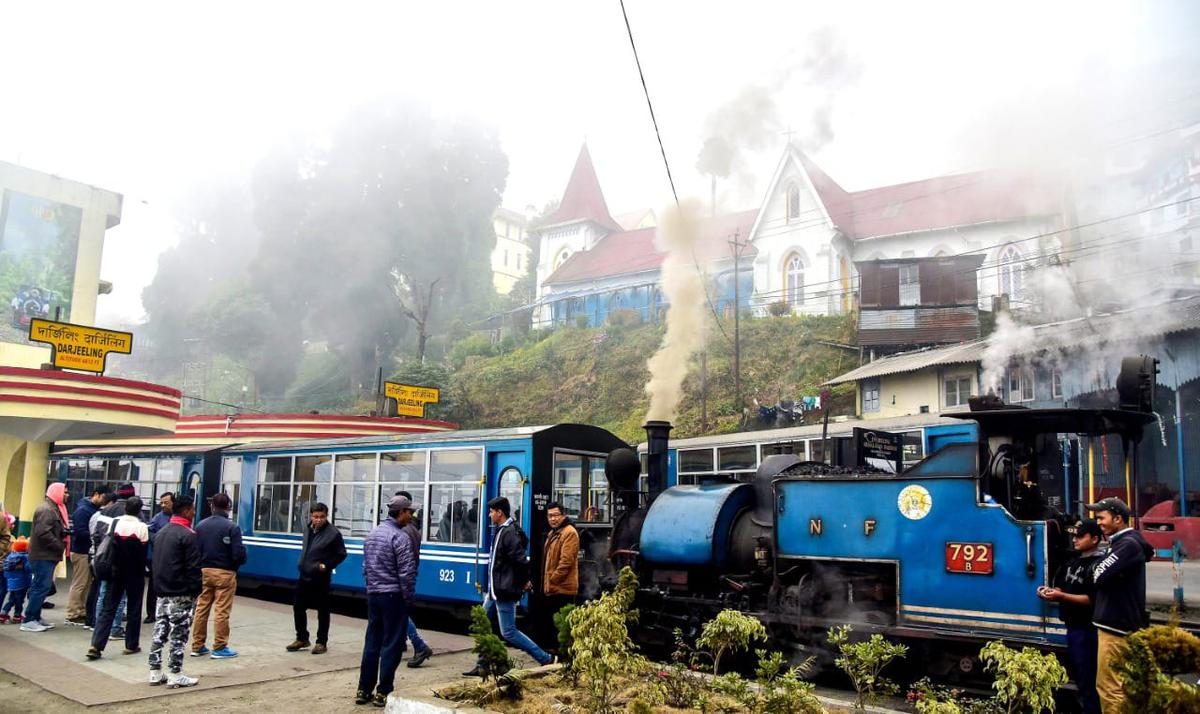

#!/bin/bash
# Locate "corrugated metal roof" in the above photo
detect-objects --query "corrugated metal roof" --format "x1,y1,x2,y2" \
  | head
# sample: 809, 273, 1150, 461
829, 294, 1200, 384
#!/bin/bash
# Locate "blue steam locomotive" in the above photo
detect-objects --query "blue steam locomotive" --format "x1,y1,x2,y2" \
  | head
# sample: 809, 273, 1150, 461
605, 357, 1160, 675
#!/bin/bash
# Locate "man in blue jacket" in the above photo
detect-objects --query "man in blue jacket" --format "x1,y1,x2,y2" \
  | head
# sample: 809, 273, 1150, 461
66, 484, 110, 625
355, 494, 417, 708
191, 493, 246, 660
1087, 497, 1154, 714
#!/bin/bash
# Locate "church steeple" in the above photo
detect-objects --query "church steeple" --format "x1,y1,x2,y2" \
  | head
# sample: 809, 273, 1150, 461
544, 143, 622, 233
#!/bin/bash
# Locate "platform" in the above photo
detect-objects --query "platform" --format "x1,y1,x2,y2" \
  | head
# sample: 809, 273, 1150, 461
0, 586, 474, 707
1147, 560, 1200, 608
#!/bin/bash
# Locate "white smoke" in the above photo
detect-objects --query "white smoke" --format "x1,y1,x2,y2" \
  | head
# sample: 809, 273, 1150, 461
645, 200, 708, 423
981, 312, 1036, 394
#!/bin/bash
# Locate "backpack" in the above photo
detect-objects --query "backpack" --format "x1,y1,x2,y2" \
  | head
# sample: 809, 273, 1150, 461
92, 519, 117, 580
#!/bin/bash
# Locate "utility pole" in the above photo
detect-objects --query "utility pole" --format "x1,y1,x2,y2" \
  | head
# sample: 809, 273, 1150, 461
730, 230, 750, 421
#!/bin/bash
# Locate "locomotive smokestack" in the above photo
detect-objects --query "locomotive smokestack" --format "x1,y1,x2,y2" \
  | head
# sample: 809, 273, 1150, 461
643, 420, 672, 502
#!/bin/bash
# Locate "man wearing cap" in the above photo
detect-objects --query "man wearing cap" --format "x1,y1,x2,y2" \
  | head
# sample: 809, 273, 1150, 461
1037, 518, 1104, 714
1086, 497, 1154, 713
355, 494, 418, 707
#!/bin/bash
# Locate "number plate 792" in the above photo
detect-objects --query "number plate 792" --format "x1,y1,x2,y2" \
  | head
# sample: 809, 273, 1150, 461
945, 542, 993, 575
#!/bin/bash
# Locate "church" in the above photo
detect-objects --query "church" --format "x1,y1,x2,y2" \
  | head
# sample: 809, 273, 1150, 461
531, 143, 1064, 329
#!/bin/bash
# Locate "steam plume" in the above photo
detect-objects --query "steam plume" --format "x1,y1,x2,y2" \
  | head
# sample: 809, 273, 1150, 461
645, 200, 707, 422
981, 312, 1035, 394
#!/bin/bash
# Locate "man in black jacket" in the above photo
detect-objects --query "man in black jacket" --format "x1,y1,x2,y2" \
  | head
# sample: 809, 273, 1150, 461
463, 497, 552, 677
67, 484, 109, 625
148, 495, 203, 689
191, 493, 246, 659
289, 502, 346, 655
1087, 497, 1154, 714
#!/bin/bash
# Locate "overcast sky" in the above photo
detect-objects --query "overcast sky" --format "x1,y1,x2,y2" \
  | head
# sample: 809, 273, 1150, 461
2, 1, 1197, 324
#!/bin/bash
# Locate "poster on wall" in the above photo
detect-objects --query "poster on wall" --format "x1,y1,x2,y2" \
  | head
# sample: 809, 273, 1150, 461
0, 190, 82, 345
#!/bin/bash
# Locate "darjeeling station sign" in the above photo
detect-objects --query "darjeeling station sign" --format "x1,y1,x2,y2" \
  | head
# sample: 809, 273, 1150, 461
28, 318, 132, 374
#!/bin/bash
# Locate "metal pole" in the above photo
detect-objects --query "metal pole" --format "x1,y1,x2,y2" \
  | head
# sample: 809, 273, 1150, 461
731, 233, 743, 420
1088, 438, 1096, 505
1176, 366, 1188, 517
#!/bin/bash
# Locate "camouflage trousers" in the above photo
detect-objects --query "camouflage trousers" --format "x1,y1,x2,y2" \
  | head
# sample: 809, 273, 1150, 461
149, 595, 196, 674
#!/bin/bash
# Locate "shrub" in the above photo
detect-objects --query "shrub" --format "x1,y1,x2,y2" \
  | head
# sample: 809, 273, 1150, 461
553, 603, 576, 665
469, 605, 512, 682
575, 314, 590, 329
607, 308, 642, 327
567, 566, 647, 713
979, 640, 1067, 714
768, 300, 792, 317
1114, 625, 1200, 712
697, 609, 768, 675
752, 649, 824, 714
827, 624, 908, 710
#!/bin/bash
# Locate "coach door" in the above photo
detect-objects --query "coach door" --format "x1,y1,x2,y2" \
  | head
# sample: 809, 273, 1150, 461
481, 452, 529, 594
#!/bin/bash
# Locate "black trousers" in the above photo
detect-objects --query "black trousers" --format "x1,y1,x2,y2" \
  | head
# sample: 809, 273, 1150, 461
144, 562, 156, 619
92, 568, 145, 652
85, 571, 100, 626
294, 579, 331, 645
541, 593, 578, 649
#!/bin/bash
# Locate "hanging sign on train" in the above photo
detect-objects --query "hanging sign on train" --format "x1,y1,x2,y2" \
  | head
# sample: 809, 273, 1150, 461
384, 381, 440, 417
854, 427, 904, 473
28, 318, 133, 374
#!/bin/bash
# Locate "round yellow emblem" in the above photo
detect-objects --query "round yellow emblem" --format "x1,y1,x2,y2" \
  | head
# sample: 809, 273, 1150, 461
897, 484, 933, 520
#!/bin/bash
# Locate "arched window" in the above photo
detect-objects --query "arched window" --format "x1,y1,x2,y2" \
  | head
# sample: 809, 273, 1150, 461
999, 246, 1023, 298
786, 184, 801, 222
785, 254, 805, 308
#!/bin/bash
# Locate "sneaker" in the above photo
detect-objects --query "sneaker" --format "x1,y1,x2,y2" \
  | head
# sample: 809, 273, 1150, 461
372, 692, 387, 708
10, 616, 22, 624
210, 647, 238, 659
407, 647, 432, 668
190, 646, 210, 657
354, 690, 371, 705
110, 629, 125, 640
38, 620, 55, 629
86, 647, 102, 660
66, 617, 87, 627
84, 623, 94, 631
311, 643, 327, 655
19, 621, 49, 632
0, 614, 9, 624
148, 670, 166, 686
42, 601, 55, 609
167, 672, 198, 688
123, 647, 142, 655
143, 615, 156, 624
461, 666, 483, 677
286, 639, 311, 652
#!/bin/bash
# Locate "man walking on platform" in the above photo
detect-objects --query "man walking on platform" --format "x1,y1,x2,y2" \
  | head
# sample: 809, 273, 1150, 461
145, 492, 172, 623
395, 490, 433, 668
88, 497, 149, 659
1087, 497, 1154, 714
355, 494, 417, 707
463, 497, 553, 676
290, 502, 346, 655
148, 495, 203, 689
67, 484, 109, 625
191, 493, 246, 659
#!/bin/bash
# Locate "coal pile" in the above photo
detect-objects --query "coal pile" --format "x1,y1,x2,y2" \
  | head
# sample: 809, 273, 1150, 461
779, 461, 887, 479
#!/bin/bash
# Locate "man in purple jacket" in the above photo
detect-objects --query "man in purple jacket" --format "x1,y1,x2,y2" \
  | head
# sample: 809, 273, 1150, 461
355, 494, 417, 707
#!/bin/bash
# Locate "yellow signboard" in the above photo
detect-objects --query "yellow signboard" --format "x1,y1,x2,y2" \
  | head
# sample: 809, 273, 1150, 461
384, 382, 441, 418
28, 318, 133, 374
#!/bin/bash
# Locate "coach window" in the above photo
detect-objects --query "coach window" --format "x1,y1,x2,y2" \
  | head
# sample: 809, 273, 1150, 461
87, 459, 105, 497
902, 432, 924, 468
677, 448, 714, 485
429, 449, 482, 546
380, 450, 427, 531
809, 439, 826, 464
255, 457, 293, 533
221, 456, 242, 522
154, 458, 182, 520
498, 467, 524, 527
333, 453, 377, 538
718, 445, 757, 473
553, 452, 584, 519
586, 455, 609, 522
762, 441, 807, 460
292, 455, 333, 533
131, 458, 157, 508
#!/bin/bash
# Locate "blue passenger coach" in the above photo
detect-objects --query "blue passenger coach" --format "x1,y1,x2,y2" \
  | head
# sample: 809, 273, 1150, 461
225, 424, 628, 607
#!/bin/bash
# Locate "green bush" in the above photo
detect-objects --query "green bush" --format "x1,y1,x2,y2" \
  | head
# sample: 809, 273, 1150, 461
1114, 625, 1200, 713
574, 314, 590, 329
469, 604, 512, 682
979, 641, 1067, 714
768, 300, 792, 317
607, 308, 642, 327
567, 567, 647, 713
827, 624, 908, 710
697, 609, 768, 675
553, 603, 576, 666
752, 649, 823, 714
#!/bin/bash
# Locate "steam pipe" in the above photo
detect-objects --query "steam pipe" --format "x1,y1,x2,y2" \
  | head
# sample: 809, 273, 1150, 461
643, 420, 672, 503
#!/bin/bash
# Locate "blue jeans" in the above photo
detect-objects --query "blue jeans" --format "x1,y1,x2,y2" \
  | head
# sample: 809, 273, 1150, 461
96, 580, 127, 630
407, 617, 428, 652
3, 588, 26, 616
358, 592, 409, 695
1066, 627, 1101, 714
478, 595, 551, 666
24, 559, 56, 623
